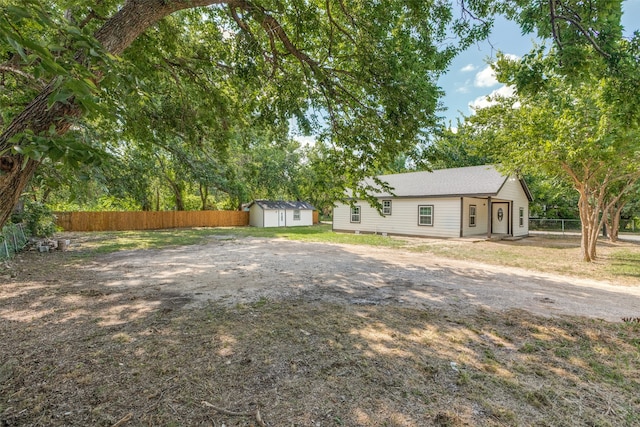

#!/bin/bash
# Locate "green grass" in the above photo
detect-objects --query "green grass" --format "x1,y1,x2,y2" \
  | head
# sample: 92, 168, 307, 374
67, 224, 408, 254
607, 250, 640, 278
72, 229, 217, 253
206, 224, 408, 248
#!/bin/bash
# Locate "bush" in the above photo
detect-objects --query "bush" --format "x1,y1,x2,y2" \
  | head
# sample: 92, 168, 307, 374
12, 200, 57, 238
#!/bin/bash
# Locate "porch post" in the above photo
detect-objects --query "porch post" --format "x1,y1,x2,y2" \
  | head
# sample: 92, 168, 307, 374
509, 201, 513, 236
460, 197, 464, 238
487, 196, 492, 239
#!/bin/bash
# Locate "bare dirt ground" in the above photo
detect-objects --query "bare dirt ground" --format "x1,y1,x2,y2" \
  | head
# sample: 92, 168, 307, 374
1, 234, 639, 426
85, 235, 640, 322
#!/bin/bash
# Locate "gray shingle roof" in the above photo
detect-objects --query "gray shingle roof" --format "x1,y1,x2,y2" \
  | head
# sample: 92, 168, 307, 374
250, 200, 315, 210
367, 165, 531, 199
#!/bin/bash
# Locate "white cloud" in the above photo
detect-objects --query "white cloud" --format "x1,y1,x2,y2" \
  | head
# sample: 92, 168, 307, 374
469, 85, 516, 111
472, 55, 520, 88
474, 66, 498, 88
460, 64, 477, 73
502, 53, 521, 61
454, 79, 472, 93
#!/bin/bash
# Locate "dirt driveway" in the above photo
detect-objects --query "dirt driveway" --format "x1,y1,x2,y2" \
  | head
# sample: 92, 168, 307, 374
85, 236, 640, 322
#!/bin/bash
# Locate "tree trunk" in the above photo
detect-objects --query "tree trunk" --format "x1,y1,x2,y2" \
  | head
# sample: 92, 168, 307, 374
576, 185, 602, 262
0, 155, 39, 226
141, 196, 152, 211
0, 80, 80, 227
605, 202, 624, 242
610, 209, 621, 242
0, 0, 227, 229
199, 183, 209, 210
166, 177, 184, 211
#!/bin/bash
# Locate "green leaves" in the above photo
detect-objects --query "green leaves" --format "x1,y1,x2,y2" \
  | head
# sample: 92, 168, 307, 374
9, 126, 105, 168
0, 1, 115, 117
456, 29, 640, 260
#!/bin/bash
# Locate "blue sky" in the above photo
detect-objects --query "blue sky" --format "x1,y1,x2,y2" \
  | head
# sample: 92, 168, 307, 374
438, 0, 640, 127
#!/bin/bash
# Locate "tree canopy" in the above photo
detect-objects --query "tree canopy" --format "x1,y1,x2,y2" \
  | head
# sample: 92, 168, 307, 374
1, 0, 636, 235
454, 37, 640, 261
0, 0, 500, 227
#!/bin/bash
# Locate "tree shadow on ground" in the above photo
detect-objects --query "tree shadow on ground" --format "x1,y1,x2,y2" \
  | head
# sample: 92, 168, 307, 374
1, 242, 639, 426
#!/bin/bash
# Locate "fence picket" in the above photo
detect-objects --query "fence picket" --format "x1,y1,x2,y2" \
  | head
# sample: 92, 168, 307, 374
54, 211, 250, 232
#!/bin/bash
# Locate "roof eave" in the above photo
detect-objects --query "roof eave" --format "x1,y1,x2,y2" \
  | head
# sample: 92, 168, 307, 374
371, 192, 501, 199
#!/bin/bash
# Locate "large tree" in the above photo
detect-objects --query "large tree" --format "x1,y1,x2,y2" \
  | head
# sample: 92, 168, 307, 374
0, 0, 498, 228
459, 55, 640, 261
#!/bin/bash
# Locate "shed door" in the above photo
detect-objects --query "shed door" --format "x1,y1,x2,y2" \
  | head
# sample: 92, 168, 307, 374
492, 203, 509, 234
278, 210, 286, 227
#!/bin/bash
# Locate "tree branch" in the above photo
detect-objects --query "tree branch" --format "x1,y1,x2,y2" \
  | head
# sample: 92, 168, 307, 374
549, 0, 564, 53
79, 9, 107, 29
0, 65, 43, 86
325, 0, 356, 44
337, 0, 356, 28
550, 0, 612, 59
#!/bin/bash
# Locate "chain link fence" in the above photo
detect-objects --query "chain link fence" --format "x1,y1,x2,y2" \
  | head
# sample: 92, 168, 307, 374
529, 218, 640, 235
0, 223, 28, 261
529, 218, 582, 234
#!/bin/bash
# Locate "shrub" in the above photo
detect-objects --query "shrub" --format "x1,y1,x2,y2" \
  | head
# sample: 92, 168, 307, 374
13, 200, 57, 238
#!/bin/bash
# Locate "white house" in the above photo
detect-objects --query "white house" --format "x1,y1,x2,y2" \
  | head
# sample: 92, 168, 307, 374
248, 200, 315, 228
333, 165, 532, 239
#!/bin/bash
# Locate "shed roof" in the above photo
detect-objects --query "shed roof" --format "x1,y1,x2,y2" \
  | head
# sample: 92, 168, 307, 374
248, 200, 315, 210
366, 165, 533, 200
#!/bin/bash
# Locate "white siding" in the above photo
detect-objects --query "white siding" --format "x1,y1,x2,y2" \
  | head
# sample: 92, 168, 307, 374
462, 197, 489, 237
333, 173, 530, 238
286, 209, 313, 226
251, 206, 314, 227
249, 204, 264, 227
333, 197, 462, 238
497, 177, 530, 237
263, 209, 279, 227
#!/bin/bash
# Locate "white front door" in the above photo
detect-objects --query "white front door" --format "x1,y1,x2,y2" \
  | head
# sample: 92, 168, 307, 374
492, 203, 509, 234
278, 210, 286, 226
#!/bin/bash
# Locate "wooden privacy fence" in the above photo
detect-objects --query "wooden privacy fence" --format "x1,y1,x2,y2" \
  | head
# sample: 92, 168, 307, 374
55, 210, 250, 232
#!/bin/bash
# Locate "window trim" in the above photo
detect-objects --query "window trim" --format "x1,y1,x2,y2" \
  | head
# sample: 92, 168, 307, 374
418, 205, 434, 226
350, 205, 361, 223
519, 207, 525, 227
382, 199, 392, 216
293, 209, 301, 221
469, 204, 477, 227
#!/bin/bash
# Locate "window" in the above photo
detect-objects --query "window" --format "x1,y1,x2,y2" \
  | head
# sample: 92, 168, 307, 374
469, 205, 476, 227
293, 209, 301, 221
418, 205, 433, 226
382, 200, 392, 216
519, 207, 525, 227
351, 206, 361, 223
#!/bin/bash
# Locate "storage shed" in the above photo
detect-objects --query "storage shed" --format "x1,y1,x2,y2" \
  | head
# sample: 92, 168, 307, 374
248, 200, 315, 228
333, 165, 532, 239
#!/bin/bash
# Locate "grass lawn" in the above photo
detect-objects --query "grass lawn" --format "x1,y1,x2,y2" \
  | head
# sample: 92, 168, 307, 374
1, 225, 639, 426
